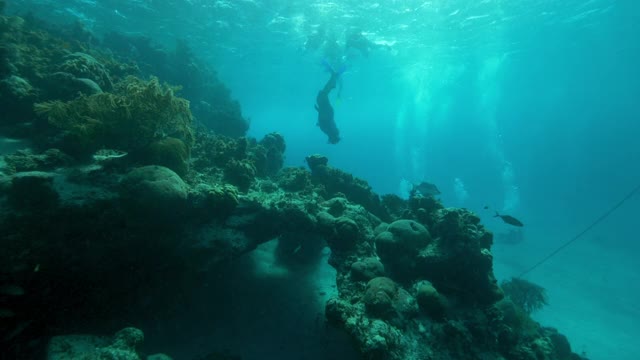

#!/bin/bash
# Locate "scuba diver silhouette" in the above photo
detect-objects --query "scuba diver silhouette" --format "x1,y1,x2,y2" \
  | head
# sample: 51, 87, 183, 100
314, 61, 344, 144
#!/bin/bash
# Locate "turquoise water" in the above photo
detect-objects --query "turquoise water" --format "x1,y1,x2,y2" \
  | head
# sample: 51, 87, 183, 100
5, 1, 640, 359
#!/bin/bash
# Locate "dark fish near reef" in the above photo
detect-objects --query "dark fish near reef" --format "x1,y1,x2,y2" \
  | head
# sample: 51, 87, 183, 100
494, 212, 524, 227
315, 60, 344, 144
410, 181, 441, 197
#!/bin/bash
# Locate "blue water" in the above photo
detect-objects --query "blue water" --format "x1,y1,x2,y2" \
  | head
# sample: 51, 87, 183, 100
7, 0, 640, 359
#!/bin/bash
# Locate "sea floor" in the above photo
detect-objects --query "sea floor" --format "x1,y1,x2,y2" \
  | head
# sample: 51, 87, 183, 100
494, 229, 640, 360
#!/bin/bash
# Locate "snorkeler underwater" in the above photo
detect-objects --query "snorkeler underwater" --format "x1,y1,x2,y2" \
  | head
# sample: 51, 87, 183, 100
1, 1, 639, 359
314, 60, 345, 144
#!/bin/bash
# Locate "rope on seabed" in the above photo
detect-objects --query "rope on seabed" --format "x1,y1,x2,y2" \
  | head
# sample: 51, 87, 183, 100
517, 182, 640, 278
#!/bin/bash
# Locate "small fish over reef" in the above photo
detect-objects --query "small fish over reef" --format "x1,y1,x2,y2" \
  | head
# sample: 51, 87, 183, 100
93, 149, 127, 162
494, 212, 524, 227
410, 181, 441, 197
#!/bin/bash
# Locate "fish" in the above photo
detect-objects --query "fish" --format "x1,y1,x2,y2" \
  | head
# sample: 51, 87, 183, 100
494, 212, 524, 227
410, 181, 441, 197
93, 149, 128, 162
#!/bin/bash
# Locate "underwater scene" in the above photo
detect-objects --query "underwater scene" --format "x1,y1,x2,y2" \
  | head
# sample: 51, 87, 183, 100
0, 0, 639, 359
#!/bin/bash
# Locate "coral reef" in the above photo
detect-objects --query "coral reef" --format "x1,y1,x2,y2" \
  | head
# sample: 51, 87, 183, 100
0, 13, 114, 108
47, 327, 169, 360
188, 182, 239, 222
45, 71, 104, 100
137, 137, 191, 177
3, 148, 71, 174
102, 32, 249, 137
415, 280, 448, 320
254, 132, 286, 177
190, 127, 286, 190
375, 219, 431, 278
305, 154, 390, 221
351, 257, 385, 281
0, 75, 37, 124
7, 171, 60, 212
0, 13, 586, 360
224, 158, 257, 191
57, 52, 114, 91
35, 76, 193, 159
276, 167, 313, 192
363, 277, 404, 318
0, 146, 586, 360
502, 277, 549, 314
